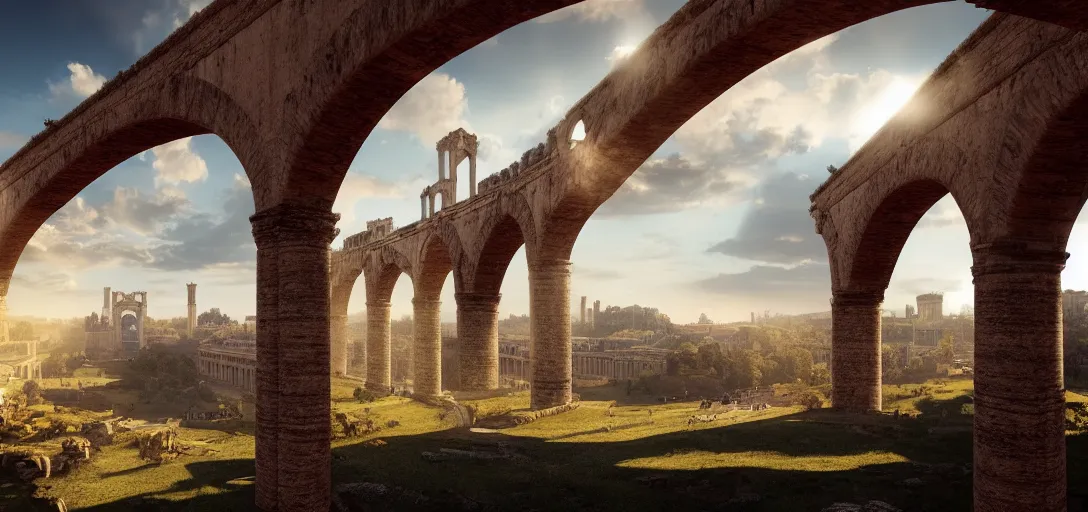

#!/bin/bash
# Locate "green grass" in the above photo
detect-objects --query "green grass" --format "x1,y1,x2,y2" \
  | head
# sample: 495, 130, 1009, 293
3, 377, 1085, 511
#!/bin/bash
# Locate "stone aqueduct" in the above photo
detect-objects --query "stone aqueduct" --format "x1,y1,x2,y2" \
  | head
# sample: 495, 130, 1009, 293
0, 0, 1085, 510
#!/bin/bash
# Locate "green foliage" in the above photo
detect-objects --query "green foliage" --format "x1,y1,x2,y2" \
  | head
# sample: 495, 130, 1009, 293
22, 380, 42, 404
352, 387, 377, 403
197, 308, 234, 327
809, 363, 831, 387
935, 334, 955, 365
794, 389, 825, 410
122, 346, 201, 403
1067, 402, 1088, 432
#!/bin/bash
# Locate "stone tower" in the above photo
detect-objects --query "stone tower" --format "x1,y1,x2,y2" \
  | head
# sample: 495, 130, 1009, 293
102, 287, 111, 325
916, 293, 943, 323
580, 296, 587, 325
187, 283, 197, 336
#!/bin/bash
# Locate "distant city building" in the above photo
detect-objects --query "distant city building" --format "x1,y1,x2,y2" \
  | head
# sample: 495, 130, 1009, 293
1062, 290, 1088, 320
244, 316, 257, 330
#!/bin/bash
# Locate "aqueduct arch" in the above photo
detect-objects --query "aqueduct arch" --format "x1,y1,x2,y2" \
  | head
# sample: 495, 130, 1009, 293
810, 12, 1088, 511
4, 0, 1088, 510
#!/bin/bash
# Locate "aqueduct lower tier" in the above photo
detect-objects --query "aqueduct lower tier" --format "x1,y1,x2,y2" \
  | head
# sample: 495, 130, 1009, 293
0, 0, 1086, 510
811, 13, 1088, 510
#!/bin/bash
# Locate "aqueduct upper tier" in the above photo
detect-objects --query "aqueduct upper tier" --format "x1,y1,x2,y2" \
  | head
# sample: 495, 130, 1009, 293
810, 12, 1088, 510
2, 0, 1086, 510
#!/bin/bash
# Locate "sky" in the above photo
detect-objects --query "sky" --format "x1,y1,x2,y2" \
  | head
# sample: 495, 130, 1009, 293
0, 0, 1085, 325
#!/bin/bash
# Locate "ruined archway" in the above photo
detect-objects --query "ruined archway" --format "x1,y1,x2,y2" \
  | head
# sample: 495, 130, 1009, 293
283, 0, 586, 208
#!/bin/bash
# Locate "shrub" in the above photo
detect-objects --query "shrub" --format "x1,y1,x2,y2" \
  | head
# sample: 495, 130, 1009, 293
352, 387, 376, 403
794, 389, 825, 411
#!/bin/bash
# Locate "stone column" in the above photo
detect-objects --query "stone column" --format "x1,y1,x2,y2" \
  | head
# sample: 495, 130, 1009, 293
0, 294, 9, 344
830, 290, 883, 412
456, 292, 500, 391
413, 298, 442, 398
250, 203, 338, 512
437, 149, 445, 181
529, 260, 572, 409
420, 195, 427, 221
330, 312, 348, 377
365, 300, 391, 393
469, 155, 477, 197
971, 242, 1066, 512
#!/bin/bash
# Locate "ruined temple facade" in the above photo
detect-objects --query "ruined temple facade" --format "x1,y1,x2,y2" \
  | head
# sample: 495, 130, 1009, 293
420, 129, 478, 220
84, 287, 147, 359
915, 293, 944, 323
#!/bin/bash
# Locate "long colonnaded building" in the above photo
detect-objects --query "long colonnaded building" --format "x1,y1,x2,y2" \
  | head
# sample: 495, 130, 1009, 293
198, 338, 256, 392
499, 337, 667, 383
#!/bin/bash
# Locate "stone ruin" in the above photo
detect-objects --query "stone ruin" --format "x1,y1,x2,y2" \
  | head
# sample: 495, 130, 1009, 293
1, 447, 51, 479
477, 128, 558, 195
342, 217, 394, 250
421, 128, 479, 220
136, 427, 180, 463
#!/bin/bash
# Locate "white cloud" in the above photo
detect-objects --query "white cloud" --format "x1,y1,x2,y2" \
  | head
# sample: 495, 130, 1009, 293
608, 45, 637, 67
378, 73, 470, 146
174, 0, 213, 28
536, 0, 643, 23
333, 173, 418, 231
50, 63, 107, 99
101, 186, 189, 235
151, 137, 208, 185
675, 33, 927, 165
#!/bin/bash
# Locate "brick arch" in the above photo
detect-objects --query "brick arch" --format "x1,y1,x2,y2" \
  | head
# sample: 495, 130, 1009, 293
416, 230, 457, 301
846, 180, 972, 293
282, 0, 584, 208
0, 76, 265, 291
1005, 89, 1088, 248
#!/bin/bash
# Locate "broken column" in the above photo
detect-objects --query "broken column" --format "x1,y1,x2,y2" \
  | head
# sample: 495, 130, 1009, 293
250, 203, 338, 512
971, 241, 1066, 511
830, 289, 882, 412
456, 292, 500, 391
528, 259, 572, 409
413, 297, 442, 398
365, 299, 391, 393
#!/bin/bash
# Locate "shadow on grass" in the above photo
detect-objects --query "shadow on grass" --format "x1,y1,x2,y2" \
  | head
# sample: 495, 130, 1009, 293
43, 393, 1088, 512
77, 459, 256, 512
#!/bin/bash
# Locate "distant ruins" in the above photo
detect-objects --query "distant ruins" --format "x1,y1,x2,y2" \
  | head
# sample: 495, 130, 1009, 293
498, 337, 667, 384
84, 287, 147, 359
198, 339, 256, 392
420, 128, 478, 220
576, 296, 669, 336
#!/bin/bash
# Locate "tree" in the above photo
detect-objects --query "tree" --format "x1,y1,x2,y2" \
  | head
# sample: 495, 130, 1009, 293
809, 363, 831, 386
10, 321, 34, 341
197, 308, 233, 327
697, 313, 713, 325
935, 334, 955, 365
22, 380, 42, 404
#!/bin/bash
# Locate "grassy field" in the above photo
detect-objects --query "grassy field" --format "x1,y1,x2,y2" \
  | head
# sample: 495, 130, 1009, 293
3, 375, 1085, 511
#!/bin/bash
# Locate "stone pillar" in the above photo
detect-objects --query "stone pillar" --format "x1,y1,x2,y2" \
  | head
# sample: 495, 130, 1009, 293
330, 312, 348, 377
365, 300, 391, 393
469, 155, 477, 197
420, 195, 427, 221
971, 242, 1066, 512
437, 149, 445, 181
413, 298, 442, 398
830, 290, 883, 412
528, 260, 572, 410
456, 292, 500, 391
250, 203, 338, 512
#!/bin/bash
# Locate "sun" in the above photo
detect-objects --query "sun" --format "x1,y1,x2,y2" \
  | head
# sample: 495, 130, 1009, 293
851, 77, 923, 151
609, 45, 637, 63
